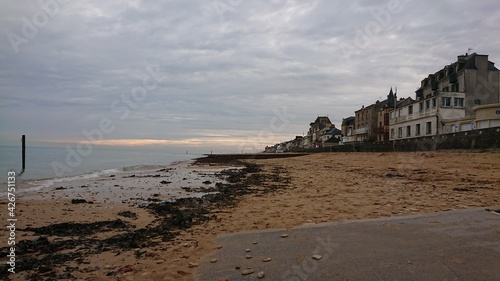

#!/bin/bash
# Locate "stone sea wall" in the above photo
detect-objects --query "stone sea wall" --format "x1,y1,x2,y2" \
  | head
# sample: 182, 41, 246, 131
310, 127, 500, 153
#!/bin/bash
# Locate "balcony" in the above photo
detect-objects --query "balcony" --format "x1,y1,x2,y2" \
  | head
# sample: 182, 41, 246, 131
342, 136, 355, 143
354, 127, 369, 135
415, 108, 437, 118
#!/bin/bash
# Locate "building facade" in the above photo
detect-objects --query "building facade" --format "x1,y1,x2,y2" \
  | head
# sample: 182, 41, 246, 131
415, 53, 499, 116
389, 95, 464, 139
473, 103, 500, 129
390, 53, 500, 140
354, 105, 373, 142
341, 116, 355, 143
303, 116, 334, 148
354, 97, 391, 142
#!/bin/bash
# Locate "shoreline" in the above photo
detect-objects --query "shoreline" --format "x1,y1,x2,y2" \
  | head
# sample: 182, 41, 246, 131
0, 154, 293, 280
1, 151, 499, 280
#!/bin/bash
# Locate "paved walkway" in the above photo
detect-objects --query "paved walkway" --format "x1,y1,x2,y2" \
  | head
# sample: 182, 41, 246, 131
196, 207, 500, 280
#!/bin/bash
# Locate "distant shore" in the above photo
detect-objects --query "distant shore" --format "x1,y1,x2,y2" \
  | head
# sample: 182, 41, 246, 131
1, 151, 499, 280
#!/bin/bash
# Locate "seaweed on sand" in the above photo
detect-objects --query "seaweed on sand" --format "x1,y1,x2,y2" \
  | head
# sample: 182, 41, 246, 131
0, 155, 293, 280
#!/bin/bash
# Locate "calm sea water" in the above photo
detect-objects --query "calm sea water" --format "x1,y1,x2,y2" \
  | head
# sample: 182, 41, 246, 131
0, 145, 202, 190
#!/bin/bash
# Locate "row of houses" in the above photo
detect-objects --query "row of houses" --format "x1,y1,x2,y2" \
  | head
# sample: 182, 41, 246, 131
342, 52, 500, 144
265, 52, 500, 152
264, 116, 342, 152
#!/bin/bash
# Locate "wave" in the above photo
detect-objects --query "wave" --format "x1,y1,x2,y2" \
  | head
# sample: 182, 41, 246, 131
3, 156, 199, 196
121, 164, 164, 172
16, 168, 121, 193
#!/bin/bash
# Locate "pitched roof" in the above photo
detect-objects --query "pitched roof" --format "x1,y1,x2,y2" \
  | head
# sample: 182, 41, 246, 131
326, 127, 341, 135
342, 116, 355, 125
462, 53, 499, 71
397, 97, 415, 108
325, 136, 341, 143
313, 116, 332, 124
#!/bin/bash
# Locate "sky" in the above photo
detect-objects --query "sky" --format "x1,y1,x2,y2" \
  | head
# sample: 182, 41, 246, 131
1, 0, 500, 153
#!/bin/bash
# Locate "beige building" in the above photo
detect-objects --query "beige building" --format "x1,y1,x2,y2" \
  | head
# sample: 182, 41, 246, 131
354, 99, 391, 142
390, 53, 500, 140
354, 104, 374, 142
305, 116, 333, 148
341, 116, 355, 143
415, 53, 500, 116
473, 103, 500, 129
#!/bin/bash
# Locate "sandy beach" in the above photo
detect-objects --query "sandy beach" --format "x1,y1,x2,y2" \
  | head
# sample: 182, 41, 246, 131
1, 151, 499, 280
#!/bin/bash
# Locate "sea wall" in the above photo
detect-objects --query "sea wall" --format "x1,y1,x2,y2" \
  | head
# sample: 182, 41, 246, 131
310, 127, 500, 152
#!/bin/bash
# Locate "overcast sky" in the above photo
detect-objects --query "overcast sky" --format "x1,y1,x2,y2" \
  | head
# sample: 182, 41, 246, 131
1, 0, 499, 153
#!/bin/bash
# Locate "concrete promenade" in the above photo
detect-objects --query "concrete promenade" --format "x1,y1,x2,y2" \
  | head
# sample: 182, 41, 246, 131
197, 207, 500, 280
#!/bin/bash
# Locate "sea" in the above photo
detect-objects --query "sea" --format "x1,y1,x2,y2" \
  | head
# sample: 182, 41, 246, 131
0, 145, 203, 192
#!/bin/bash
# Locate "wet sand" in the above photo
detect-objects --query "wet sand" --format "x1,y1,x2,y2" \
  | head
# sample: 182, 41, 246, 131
1, 151, 499, 280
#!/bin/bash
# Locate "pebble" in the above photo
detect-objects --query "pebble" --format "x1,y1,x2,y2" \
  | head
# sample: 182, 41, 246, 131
258, 271, 265, 278
242, 268, 254, 275
281, 234, 289, 238
246, 255, 253, 259
245, 249, 251, 252
262, 257, 272, 262
253, 241, 258, 244
210, 258, 218, 263
312, 255, 322, 260
188, 262, 199, 268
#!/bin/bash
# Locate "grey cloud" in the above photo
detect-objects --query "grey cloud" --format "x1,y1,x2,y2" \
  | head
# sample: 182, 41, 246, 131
1, 0, 499, 149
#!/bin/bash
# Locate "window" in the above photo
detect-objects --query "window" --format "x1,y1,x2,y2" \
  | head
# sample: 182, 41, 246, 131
398, 109, 402, 117
391, 129, 395, 139
432, 98, 436, 108
419, 102, 424, 111
398, 127, 403, 138
406, 126, 411, 137
441, 97, 451, 107
408, 105, 413, 115
451, 82, 459, 92
454, 98, 464, 107
443, 86, 449, 92
426, 122, 432, 135
425, 100, 430, 109
379, 121, 382, 128
474, 99, 481, 105
416, 124, 421, 136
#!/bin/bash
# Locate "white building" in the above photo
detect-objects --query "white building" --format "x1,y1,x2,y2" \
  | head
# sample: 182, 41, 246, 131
390, 93, 465, 139
390, 52, 499, 140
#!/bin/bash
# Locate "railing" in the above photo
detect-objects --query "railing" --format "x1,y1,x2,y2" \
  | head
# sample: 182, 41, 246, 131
354, 127, 369, 134
342, 136, 355, 143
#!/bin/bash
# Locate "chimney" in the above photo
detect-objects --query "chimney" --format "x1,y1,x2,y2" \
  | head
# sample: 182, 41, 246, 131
475, 55, 488, 72
457, 54, 468, 62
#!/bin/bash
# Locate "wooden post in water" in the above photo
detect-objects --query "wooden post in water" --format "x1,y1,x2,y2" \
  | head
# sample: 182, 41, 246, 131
21, 135, 25, 172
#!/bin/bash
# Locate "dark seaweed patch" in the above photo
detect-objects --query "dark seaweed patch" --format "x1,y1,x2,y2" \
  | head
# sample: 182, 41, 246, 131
0, 155, 292, 279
